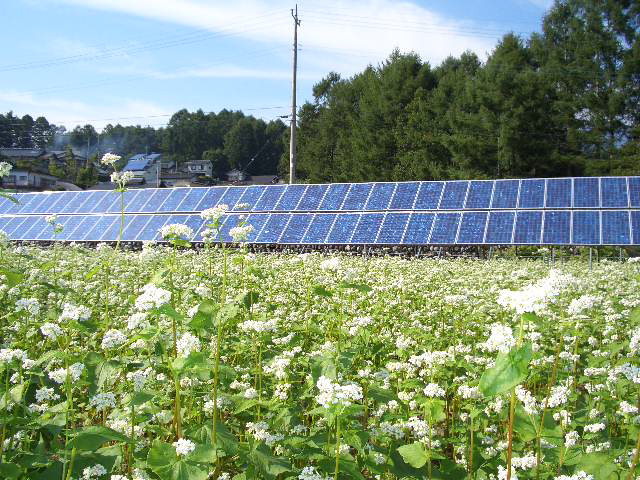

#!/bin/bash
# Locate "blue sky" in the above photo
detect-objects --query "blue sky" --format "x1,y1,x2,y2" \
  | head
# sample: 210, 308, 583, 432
1, 0, 552, 130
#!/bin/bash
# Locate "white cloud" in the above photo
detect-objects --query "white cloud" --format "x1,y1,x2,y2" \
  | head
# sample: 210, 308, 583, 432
0, 90, 169, 129
52, 0, 499, 73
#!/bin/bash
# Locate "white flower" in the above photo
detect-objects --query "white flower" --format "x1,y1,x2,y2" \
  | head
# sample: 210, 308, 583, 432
315, 375, 363, 409
134, 284, 171, 311
229, 224, 254, 242
498, 465, 518, 480
481, 324, 515, 354
101, 153, 121, 166
176, 332, 200, 357
40, 322, 63, 340
16, 298, 40, 315
101, 329, 127, 349
45, 214, 58, 226
564, 430, 579, 447
299, 466, 325, 480
35, 387, 59, 403
619, 401, 639, 415
567, 295, 598, 316
515, 386, 539, 415
320, 257, 341, 272
423, 383, 445, 398
545, 385, 570, 408
0, 161, 12, 177
246, 421, 284, 445
0, 349, 26, 363
59, 303, 91, 322
238, 318, 278, 333
457, 385, 481, 399
200, 205, 229, 222
244, 387, 258, 399
159, 223, 194, 241
127, 313, 149, 330
111, 171, 135, 186
555, 471, 594, 480
82, 464, 107, 479
0, 229, 8, 244
89, 393, 116, 411
172, 438, 195, 456
583, 422, 606, 433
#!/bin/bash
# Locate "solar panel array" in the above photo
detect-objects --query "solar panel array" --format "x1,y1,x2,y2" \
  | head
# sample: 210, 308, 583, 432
1, 177, 639, 246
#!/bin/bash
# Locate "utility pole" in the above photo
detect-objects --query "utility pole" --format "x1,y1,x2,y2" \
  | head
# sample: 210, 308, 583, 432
289, 4, 300, 184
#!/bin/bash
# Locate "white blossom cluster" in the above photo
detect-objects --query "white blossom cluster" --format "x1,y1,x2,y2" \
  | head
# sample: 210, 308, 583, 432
238, 318, 278, 333
40, 322, 64, 341
497, 270, 574, 314
554, 471, 594, 480
110, 171, 135, 186
59, 302, 91, 322
101, 329, 128, 349
176, 332, 201, 357
246, 421, 285, 445
567, 294, 598, 316
159, 223, 194, 241
315, 375, 363, 409
16, 298, 40, 315
423, 383, 445, 398
0, 348, 26, 364
480, 324, 515, 354
134, 284, 171, 311
298, 466, 326, 480
0, 161, 12, 177
100, 153, 121, 166
172, 438, 196, 456
200, 204, 229, 221
89, 392, 116, 411
81, 464, 107, 479
229, 224, 254, 242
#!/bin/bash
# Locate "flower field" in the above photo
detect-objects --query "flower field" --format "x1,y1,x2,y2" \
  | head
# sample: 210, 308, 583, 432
0, 239, 639, 480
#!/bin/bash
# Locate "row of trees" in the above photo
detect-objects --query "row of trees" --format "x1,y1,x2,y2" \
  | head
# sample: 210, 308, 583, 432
285, 0, 639, 182
0, 110, 287, 178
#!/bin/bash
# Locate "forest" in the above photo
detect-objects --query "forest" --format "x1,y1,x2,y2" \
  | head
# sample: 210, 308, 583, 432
0, 0, 638, 183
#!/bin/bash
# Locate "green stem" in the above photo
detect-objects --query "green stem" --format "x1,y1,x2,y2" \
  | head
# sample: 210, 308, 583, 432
335, 417, 341, 480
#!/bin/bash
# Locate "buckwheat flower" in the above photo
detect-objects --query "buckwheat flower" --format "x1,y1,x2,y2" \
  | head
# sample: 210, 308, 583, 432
218, 474, 231, 480
16, 298, 40, 315
176, 332, 200, 357
159, 223, 194, 241
172, 438, 196, 457
127, 312, 149, 330
553, 409, 571, 427
555, 471, 593, 480
101, 329, 127, 349
515, 385, 539, 414
126, 368, 152, 392
564, 430, 579, 447
619, 401, 639, 415
0, 349, 26, 363
111, 476, 129, 480
48, 363, 84, 384
246, 421, 285, 445
545, 385, 571, 408
0, 229, 8, 244
134, 284, 171, 311
315, 375, 363, 409
629, 328, 640, 354
234, 202, 251, 210
82, 464, 107, 479
567, 294, 598, 316
583, 422, 606, 433
423, 383, 445, 398
35, 387, 59, 403
458, 385, 481, 399
59, 302, 91, 322
0, 161, 12, 177
320, 257, 341, 272
299, 466, 325, 480
238, 318, 278, 333
89, 392, 116, 411
45, 214, 58, 225
111, 171, 135, 185
244, 387, 258, 399
229, 224, 254, 243
481, 324, 515, 354
498, 465, 518, 480
200, 204, 229, 222
40, 322, 63, 340
101, 153, 121, 166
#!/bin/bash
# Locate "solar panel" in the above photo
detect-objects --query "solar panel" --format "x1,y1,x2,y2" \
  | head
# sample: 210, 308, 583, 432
83, 215, 118, 241
237, 186, 266, 210
274, 185, 307, 211
280, 214, 314, 243
485, 211, 515, 244
465, 181, 493, 209
135, 215, 168, 242
219, 187, 247, 209
4, 217, 29, 238
573, 178, 599, 208
351, 213, 384, 243
439, 181, 468, 209
545, 179, 572, 208
140, 189, 173, 213
390, 182, 420, 210
22, 216, 48, 240
543, 211, 571, 244
365, 183, 395, 210
518, 179, 545, 208
341, 184, 372, 210
122, 215, 152, 241
513, 211, 542, 244
253, 186, 286, 211
629, 178, 640, 208
572, 211, 600, 245
319, 184, 350, 210
631, 211, 640, 244
491, 180, 519, 209
194, 187, 228, 212
414, 182, 443, 210
297, 184, 328, 211
457, 212, 488, 244
56, 216, 88, 241
402, 213, 435, 244
76, 191, 110, 214
257, 214, 291, 243
243, 214, 270, 242
302, 214, 336, 243
327, 213, 360, 243
601, 177, 628, 208
67, 216, 101, 241
375, 213, 409, 244
602, 210, 630, 244
157, 188, 189, 212
178, 189, 207, 211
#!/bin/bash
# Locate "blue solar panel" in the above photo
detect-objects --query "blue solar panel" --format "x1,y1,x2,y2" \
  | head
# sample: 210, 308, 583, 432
18, 195, 49, 214
102, 190, 131, 214
90, 191, 119, 213
319, 184, 350, 210
243, 214, 270, 242
140, 189, 173, 213
390, 182, 420, 210
601, 177, 628, 208
274, 185, 307, 211
491, 180, 519, 208
518, 179, 545, 208
12, 195, 38, 214
302, 214, 336, 243
572, 211, 600, 244
465, 181, 493, 209
4, 217, 29, 238
0, 197, 10, 214
194, 187, 228, 212
573, 178, 599, 208
54, 216, 88, 241
181, 215, 205, 241
257, 214, 291, 243
513, 211, 543, 244
543, 211, 570, 244
485, 212, 515, 244
30, 195, 59, 214
457, 212, 487, 244
414, 182, 444, 210
219, 187, 247, 209
236, 186, 265, 210
351, 213, 384, 243
122, 215, 152, 241
365, 183, 395, 210
545, 179, 572, 208
439, 182, 468, 209
280, 214, 314, 243
67, 216, 100, 241
178, 189, 207, 211
22, 217, 47, 239
2, 194, 26, 215
297, 185, 328, 211
82, 215, 118, 241
375, 213, 409, 244
73, 191, 106, 214
55, 192, 85, 214
34, 217, 58, 240
629, 178, 640, 208
341, 184, 372, 210
402, 213, 434, 244
430, 213, 460, 244
0, 217, 11, 232
135, 215, 169, 242
631, 211, 640, 244
602, 211, 630, 244
123, 155, 150, 172
253, 185, 286, 212
157, 189, 189, 212
11, 218, 37, 238
326, 214, 360, 243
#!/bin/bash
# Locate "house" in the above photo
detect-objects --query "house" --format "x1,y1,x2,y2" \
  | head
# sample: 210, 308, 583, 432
1, 169, 60, 190
185, 160, 213, 177
226, 169, 246, 182
122, 153, 164, 185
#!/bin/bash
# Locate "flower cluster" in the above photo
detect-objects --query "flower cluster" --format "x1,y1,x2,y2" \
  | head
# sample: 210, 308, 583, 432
315, 375, 363, 409
159, 223, 194, 241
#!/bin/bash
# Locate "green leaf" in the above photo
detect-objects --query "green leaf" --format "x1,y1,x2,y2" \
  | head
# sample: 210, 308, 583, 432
248, 443, 291, 479
84, 265, 102, 281
312, 285, 333, 297
158, 304, 185, 322
398, 442, 430, 469
68, 426, 131, 450
338, 282, 372, 293
0, 462, 21, 479
0, 268, 23, 288
479, 343, 533, 397
126, 391, 155, 407
424, 399, 446, 423
97, 360, 121, 389
241, 291, 260, 309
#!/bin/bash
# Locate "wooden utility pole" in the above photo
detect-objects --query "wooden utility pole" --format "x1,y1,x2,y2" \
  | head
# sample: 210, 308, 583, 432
289, 4, 300, 184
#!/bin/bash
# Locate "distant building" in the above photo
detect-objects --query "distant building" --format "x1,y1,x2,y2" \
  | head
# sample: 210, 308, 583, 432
122, 153, 164, 185
185, 160, 213, 177
1, 169, 59, 190
226, 169, 246, 182
0, 148, 82, 191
